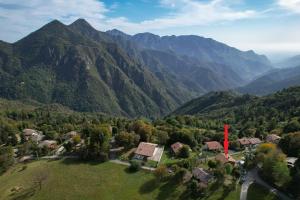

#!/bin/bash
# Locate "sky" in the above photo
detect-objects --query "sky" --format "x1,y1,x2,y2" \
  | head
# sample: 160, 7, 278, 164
0, 0, 300, 61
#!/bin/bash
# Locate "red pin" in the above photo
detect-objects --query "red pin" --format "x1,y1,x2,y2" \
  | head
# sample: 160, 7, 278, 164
224, 124, 229, 160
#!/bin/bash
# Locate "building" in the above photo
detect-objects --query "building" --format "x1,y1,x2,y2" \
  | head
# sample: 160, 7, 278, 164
64, 131, 79, 140
171, 142, 184, 154
204, 141, 223, 151
266, 134, 281, 144
134, 142, 164, 162
38, 140, 57, 150
192, 167, 213, 185
215, 153, 236, 165
237, 137, 251, 147
286, 157, 298, 168
237, 137, 262, 148
23, 129, 44, 143
249, 138, 262, 147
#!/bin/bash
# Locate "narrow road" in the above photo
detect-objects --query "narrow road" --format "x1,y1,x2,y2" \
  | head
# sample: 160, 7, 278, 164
240, 168, 292, 200
109, 159, 155, 171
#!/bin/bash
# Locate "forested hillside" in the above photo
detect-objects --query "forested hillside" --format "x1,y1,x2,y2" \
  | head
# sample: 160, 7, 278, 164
0, 19, 272, 118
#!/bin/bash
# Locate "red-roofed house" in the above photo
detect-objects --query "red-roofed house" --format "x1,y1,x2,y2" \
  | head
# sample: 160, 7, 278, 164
204, 141, 223, 151
134, 142, 164, 162
266, 134, 281, 144
215, 153, 236, 165
171, 142, 184, 154
237, 138, 251, 147
249, 138, 262, 146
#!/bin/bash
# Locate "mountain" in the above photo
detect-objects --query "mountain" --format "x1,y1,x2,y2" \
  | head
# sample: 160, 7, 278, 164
172, 86, 300, 120
0, 19, 272, 117
238, 65, 300, 95
0, 19, 192, 118
131, 33, 273, 81
276, 55, 300, 68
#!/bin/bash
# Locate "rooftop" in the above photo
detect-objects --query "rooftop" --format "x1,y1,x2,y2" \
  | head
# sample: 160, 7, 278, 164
135, 142, 157, 157
205, 141, 223, 150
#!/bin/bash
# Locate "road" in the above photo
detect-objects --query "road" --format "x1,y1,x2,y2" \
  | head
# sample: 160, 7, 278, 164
109, 159, 156, 171
240, 168, 292, 200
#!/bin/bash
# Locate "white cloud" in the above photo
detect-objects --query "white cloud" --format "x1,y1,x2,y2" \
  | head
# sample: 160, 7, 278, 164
278, 0, 300, 13
0, 0, 259, 42
0, 0, 108, 42
106, 0, 257, 33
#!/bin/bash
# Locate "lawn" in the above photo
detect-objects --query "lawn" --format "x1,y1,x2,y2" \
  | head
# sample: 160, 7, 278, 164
0, 159, 186, 200
247, 183, 279, 200
230, 151, 244, 160
205, 184, 241, 200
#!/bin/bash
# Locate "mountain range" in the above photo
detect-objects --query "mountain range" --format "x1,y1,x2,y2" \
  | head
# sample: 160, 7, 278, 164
172, 86, 300, 120
239, 65, 300, 95
0, 19, 274, 117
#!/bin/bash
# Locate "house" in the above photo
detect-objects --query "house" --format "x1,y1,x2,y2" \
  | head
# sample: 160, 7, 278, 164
237, 137, 251, 147
215, 153, 236, 165
64, 131, 79, 140
237, 137, 262, 148
38, 140, 57, 150
286, 157, 298, 168
266, 134, 281, 144
204, 141, 223, 151
171, 142, 184, 154
249, 138, 262, 147
192, 167, 213, 185
23, 129, 44, 143
134, 142, 164, 162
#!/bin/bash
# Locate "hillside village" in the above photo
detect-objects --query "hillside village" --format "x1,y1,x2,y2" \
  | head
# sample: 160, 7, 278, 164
1, 117, 298, 200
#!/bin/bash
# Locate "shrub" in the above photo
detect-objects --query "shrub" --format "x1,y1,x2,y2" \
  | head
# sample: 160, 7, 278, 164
129, 160, 141, 172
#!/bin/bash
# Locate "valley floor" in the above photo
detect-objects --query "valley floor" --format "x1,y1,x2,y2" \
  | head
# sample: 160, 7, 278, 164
0, 159, 241, 200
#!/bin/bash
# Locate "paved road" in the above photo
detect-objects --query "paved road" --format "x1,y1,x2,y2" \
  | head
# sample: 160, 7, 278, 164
109, 159, 156, 171
240, 168, 292, 200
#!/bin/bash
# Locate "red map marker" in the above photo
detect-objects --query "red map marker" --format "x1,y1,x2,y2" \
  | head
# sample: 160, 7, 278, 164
224, 124, 229, 160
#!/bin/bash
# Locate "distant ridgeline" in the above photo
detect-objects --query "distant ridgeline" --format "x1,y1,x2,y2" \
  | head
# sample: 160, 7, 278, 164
0, 19, 272, 118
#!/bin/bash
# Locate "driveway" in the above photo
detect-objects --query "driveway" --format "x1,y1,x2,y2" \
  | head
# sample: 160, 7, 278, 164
109, 159, 156, 171
240, 168, 292, 200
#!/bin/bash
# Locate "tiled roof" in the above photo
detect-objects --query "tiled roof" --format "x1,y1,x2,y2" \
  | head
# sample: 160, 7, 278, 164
266, 134, 281, 142
205, 141, 223, 150
237, 138, 251, 145
215, 153, 236, 164
135, 142, 157, 157
192, 168, 213, 183
171, 142, 183, 153
249, 138, 262, 145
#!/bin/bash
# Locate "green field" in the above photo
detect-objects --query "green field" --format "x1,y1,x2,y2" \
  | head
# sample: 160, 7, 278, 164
247, 183, 279, 200
0, 159, 186, 200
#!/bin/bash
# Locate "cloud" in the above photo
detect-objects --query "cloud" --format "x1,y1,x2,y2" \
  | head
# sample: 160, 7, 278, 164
0, 0, 260, 42
0, 0, 108, 42
106, 0, 258, 33
278, 0, 300, 13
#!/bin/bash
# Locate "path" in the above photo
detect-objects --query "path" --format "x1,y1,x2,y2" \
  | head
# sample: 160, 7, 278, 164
109, 159, 156, 171
240, 168, 292, 200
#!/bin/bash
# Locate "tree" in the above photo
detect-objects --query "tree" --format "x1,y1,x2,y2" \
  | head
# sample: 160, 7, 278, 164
272, 161, 291, 187
156, 130, 169, 145
279, 132, 300, 156
154, 165, 168, 181
129, 160, 141, 172
115, 132, 139, 149
224, 163, 233, 175
0, 146, 14, 174
72, 135, 81, 144
178, 145, 190, 158
284, 120, 300, 133
208, 160, 217, 169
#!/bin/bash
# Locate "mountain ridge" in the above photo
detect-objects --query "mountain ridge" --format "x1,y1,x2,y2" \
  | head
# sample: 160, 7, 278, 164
0, 18, 273, 117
